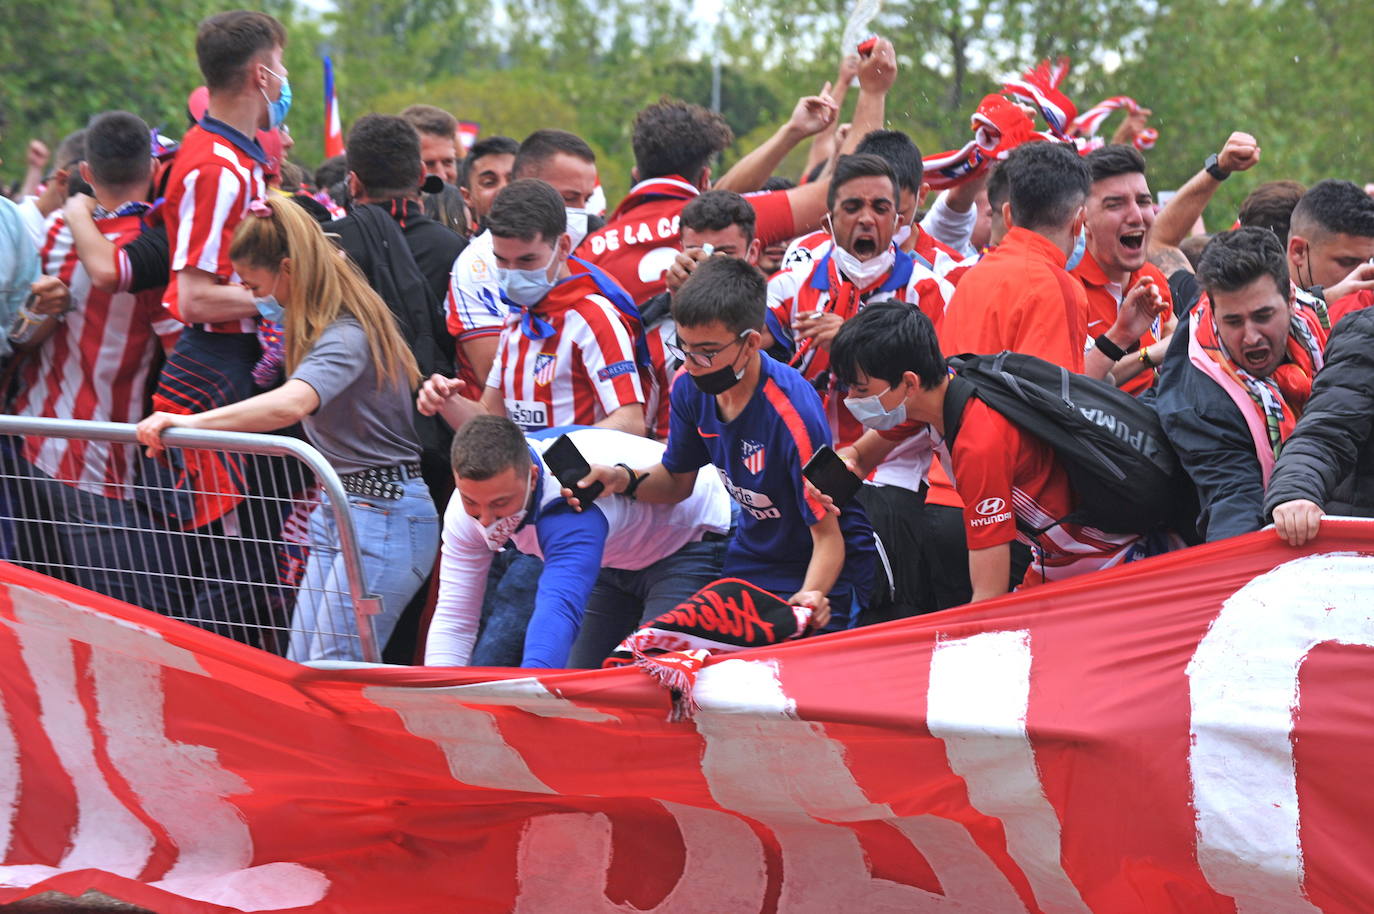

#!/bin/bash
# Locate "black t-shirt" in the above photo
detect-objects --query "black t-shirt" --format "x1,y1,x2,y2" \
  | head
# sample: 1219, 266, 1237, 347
1169, 268, 1203, 319
121, 224, 170, 294
326, 198, 465, 310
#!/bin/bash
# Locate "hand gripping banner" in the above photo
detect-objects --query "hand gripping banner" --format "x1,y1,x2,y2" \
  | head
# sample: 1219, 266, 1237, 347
1, 521, 1373, 913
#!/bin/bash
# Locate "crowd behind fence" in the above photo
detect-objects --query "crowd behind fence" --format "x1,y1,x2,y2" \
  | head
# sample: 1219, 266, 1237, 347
0, 416, 383, 662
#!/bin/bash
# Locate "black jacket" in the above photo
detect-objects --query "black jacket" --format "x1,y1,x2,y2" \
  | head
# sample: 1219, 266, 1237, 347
1155, 315, 1269, 541
325, 199, 464, 376
1263, 307, 1374, 519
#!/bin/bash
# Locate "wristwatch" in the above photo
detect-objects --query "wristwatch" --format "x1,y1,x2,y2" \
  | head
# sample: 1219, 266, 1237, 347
1204, 153, 1230, 182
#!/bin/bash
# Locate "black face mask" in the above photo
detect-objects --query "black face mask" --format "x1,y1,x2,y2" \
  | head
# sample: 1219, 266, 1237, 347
690, 361, 745, 395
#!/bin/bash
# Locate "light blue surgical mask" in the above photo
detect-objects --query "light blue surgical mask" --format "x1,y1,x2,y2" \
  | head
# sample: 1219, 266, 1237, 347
261, 66, 292, 128
843, 383, 908, 431
254, 295, 283, 323
1065, 226, 1087, 271
498, 247, 559, 307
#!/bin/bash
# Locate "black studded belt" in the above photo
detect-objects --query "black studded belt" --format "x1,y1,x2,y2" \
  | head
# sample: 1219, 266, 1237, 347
338, 462, 424, 500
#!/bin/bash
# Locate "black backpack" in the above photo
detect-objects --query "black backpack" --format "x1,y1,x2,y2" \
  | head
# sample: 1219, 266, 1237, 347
333, 203, 452, 378
943, 351, 1197, 538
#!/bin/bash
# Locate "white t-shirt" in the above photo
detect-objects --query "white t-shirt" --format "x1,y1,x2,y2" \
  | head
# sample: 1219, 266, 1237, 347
425, 428, 732, 666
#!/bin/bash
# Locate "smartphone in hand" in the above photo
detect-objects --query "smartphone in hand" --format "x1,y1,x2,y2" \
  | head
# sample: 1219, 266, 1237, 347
543, 434, 605, 504
802, 445, 862, 508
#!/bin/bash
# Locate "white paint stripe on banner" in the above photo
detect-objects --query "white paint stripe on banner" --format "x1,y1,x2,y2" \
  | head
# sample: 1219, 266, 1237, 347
514, 802, 767, 912
364, 683, 556, 795
928, 629, 1091, 914
417, 676, 618, 722
2, 610, 153, 879
0, 585, 328, 909
91, 651, 252, 882
1188, 552, 1374, 914
694, 659, 1028, 913
364, 677, 620, 794
0, 690, 20, 863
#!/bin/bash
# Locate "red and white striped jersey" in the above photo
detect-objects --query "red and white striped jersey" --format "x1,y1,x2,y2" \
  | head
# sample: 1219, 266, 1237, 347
766, 245, 955, 473
15, 207, 182, 497
486, 273, 646, 431
768, 244, 957, 380
161, 119, 267, 334
642, 317, 676, 440
781, 225, 977, 290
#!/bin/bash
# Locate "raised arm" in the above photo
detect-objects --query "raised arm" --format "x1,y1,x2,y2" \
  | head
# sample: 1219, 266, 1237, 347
713, 89, 838, 194
63, 195, 121, 291
802, 54, 859, 177
782, 38, 899, 236
1150, 132, 1260, 251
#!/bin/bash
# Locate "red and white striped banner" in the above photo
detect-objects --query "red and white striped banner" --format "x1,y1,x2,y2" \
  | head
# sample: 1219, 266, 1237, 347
1, 521, 1372, 913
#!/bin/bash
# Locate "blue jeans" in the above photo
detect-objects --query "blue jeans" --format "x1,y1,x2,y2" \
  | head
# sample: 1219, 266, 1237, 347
288, 477, 439, 662
565, 535, 730, 669
470, 549, 544, 667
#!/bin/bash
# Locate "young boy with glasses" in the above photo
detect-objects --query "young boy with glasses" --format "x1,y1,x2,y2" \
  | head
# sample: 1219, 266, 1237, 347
570, 257, 876, 631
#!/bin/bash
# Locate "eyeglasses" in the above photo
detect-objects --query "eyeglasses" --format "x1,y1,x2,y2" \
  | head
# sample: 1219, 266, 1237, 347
665, 329, 752, 368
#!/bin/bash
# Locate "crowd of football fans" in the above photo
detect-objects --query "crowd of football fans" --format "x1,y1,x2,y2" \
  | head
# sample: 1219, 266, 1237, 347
3, 10, 1373, 669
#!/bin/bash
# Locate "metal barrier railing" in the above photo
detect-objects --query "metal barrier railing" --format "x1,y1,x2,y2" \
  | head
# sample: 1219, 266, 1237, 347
0, 416, 383, 662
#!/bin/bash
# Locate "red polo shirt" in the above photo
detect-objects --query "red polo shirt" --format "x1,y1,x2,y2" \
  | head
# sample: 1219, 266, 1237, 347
1072, 250, 1173, 396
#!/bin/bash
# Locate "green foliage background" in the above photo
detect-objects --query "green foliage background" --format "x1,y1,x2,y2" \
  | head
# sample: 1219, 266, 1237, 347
3, 0, 1372, 227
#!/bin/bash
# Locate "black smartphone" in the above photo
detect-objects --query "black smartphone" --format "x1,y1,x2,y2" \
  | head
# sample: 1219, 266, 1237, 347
543, 434, 605, 504
802, 445, 862, 508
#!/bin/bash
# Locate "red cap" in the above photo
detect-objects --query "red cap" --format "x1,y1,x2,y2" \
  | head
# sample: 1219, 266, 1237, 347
186, 86, 210, 123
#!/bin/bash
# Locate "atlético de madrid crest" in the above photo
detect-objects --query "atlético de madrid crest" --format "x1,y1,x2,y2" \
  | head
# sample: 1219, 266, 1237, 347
533, 353, 557, 387
741, 439, 766, 475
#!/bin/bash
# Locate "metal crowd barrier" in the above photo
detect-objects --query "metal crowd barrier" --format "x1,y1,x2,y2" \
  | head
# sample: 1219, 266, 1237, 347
0, 416, 383, 662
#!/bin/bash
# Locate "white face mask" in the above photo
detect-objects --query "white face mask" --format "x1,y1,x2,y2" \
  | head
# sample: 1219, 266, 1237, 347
832, 243, 896, 287
565, 209, 591, 248
843, 384, 908, 430
826, 212, 899, 287
480, 471, 534, 551
893, 223, 913, 247
1065, 224, 1087, 271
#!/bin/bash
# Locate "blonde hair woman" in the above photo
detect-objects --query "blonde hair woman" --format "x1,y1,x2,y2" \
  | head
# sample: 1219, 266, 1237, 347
137, 196, 438, 661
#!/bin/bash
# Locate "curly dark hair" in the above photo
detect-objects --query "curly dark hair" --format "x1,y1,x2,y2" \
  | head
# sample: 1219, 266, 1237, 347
346, 114, 421, 197
631, 98, 733, 184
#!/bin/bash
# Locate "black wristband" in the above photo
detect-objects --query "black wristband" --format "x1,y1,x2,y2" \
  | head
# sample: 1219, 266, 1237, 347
1309, 285, 1326, 303
615, 463, 644, 499
1094, 334, 1128, 362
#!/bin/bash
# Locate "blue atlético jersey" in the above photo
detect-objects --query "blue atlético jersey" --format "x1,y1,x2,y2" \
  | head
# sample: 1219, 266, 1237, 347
661, 353, 874, 608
